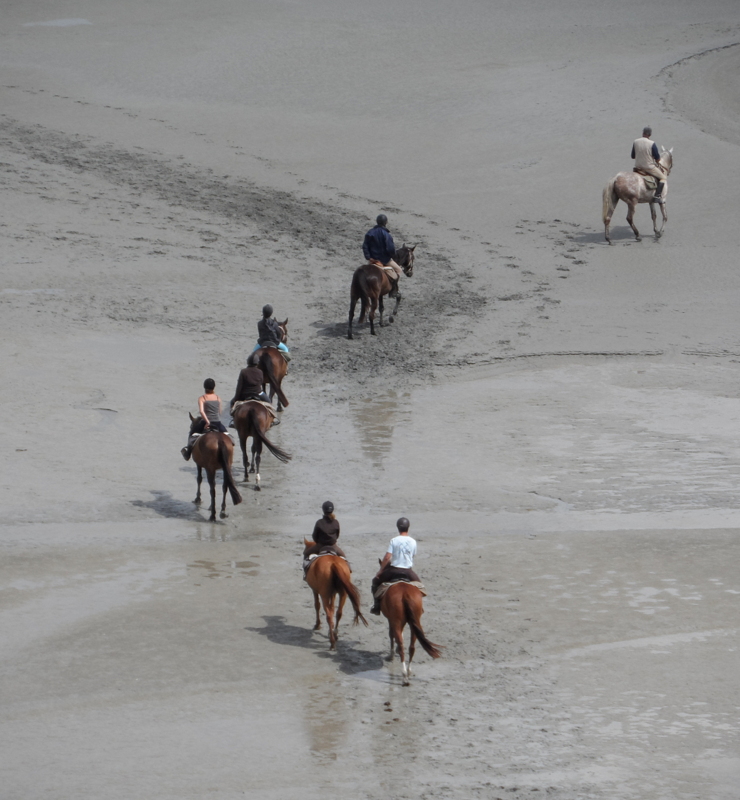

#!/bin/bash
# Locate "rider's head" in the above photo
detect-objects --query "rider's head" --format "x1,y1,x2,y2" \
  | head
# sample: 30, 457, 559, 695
643, 126, 652, 138
376, 214, 388, 227
262, 304, 273, 318
396, 517, 410, 533
246, 353, 257, 367
322, 500, 335, 517
203, 378, 216, 393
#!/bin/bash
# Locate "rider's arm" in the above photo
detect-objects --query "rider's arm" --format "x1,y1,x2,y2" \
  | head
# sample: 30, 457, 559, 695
651, 142, 660, 161
198, 395, 209, 428
232, 372, 244, 406
362, 234, 371, 261
385, 230, 396, 258
631, 144, 635, 159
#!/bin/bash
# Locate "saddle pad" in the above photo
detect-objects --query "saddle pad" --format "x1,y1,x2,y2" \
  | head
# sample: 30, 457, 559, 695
374, 580, 426, 600
303, 552, 350, 571
232, 399, 276, 416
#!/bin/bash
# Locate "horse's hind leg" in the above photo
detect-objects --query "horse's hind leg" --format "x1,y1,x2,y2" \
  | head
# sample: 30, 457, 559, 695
312, 591, 322, 630
378, 295, 384, 328
325, 598, 337, 650
207, 471, 217, 522
254, 442, 262, 491
659, 203, 667, 234
626, 201, 640, 240
369, 296, 378, 335
240, 437, 249, 483
650, 202, 661, 238
335, 591, 347, 635
220, 473, 228, 519
408, 629, 417, 677
194, 466, 203, 505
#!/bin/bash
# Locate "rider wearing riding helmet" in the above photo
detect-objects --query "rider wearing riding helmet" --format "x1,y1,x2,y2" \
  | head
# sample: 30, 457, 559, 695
228, 353, 279, 427
363, 214, 403, 279
255, 304, 290, 359
369, 517, 420, 615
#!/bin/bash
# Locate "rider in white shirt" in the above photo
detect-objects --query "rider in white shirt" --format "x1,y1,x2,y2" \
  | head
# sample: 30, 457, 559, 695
370, 517, 421, 615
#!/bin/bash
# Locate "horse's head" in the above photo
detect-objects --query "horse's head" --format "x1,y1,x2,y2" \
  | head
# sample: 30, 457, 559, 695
398, 244, 417, 277
278, 318, 289, 344
660, 146, 673, 175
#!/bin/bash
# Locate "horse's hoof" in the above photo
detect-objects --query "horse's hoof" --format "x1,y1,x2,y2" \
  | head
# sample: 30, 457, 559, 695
347, 333, 353, 340
254, 485, 261, 492
193, 499, 201, 506
220, 512, 227, 519
313, 623, 321, 631
249, 467, 255, 473
389, 316, 394, 323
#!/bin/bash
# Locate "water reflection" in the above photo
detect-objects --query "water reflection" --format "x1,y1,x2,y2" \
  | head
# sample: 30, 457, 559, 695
348, 391, 411, 468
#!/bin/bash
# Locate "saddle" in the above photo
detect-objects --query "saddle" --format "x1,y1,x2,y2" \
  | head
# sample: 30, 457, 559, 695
373, 580, 426, 600
303, 549, 350, 574
633, 168, 659, 190
232, 398, 276, 418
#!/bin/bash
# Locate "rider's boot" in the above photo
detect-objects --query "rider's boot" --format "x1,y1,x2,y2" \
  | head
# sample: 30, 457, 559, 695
653, 182, 665, 204
181, 446, 192, 461
270, 417, 280, 427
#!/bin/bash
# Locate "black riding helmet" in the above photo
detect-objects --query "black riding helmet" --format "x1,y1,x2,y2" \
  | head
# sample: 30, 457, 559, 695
322, 500, 334, 516
262, 304, 273, 317
396, 517, 410, 532
376, 214, 388, 227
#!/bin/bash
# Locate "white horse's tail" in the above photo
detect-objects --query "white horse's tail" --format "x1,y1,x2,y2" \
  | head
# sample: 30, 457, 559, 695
602, 178, 618, 224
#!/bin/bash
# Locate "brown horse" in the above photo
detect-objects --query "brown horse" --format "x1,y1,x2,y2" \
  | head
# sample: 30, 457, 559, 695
232, 400, 291, 490
304, 541, 368, 650
253, 318, 289, 411
381, 582, 441, 685
187, 418, 242, 521
348, 245, 416, 339
603, 148, 673, 243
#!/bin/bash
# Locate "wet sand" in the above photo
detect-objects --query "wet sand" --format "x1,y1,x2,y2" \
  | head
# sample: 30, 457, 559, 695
2, 1, 740, 798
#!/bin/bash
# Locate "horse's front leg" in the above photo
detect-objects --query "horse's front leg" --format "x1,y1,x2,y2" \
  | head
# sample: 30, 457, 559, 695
348, 296, 358, 340
194, 466, 203, 505
658, 202, 667, 233
378, 295, 385, 328
649, 201, 661, 238
626, 201, 640, 240
389, 291, 402, 323
369, 297, 378, 335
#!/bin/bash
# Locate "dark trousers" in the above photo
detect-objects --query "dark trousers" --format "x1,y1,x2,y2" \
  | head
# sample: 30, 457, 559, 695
371, 565, 420, 598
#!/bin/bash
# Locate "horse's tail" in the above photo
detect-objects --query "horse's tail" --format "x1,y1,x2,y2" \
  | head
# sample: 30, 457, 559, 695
332, 562, 368, 627
403, 593, 442, 659
217, 437, 242, 506
248, 407, 292, 463
262, 352, 289, 409
602, 178, 618, 223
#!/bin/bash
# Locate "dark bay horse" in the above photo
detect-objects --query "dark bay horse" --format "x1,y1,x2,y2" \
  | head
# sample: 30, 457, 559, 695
603, 148, 673, 243
232, 400, 291, 489
253, 318, 289, 411
381, 582, 441, 685
348, 245, 416, 339
187, 419, 242, 521
304, 542, 367, 650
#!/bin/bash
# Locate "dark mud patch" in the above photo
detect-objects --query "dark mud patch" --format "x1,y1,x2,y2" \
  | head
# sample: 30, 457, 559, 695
0, 118, 485, 392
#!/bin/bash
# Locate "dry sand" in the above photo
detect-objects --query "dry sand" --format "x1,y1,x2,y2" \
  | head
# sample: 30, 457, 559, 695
1, 1, 740, 798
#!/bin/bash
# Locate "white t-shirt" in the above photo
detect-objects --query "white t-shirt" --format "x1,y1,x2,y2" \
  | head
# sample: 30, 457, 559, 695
387, 535, 417, 569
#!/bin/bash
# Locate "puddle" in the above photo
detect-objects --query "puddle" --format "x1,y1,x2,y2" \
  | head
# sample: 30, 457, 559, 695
353, 668, 391, 683
348, 391, 411, 467
187, 559, 260, 579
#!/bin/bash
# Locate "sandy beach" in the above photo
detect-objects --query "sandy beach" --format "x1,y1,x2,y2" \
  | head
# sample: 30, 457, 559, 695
1, 1, 740, 797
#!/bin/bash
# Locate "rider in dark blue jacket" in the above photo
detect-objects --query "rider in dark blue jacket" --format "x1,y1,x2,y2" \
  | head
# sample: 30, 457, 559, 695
363, 215, 403, 278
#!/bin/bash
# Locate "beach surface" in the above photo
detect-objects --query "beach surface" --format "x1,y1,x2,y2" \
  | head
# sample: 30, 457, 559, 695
1, 2, 739, 797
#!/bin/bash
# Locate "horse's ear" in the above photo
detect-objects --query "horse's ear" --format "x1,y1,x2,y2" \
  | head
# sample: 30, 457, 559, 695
281, 317, 288, 327
189, 412, 196, 422
669, 147, 673, 153
410, 244, 417, 252
660, 145, 666, 152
